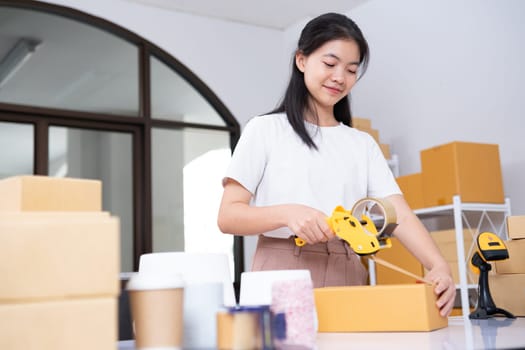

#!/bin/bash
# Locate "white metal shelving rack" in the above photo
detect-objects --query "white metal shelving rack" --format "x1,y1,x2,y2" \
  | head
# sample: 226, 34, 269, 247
413, 195, 511, 317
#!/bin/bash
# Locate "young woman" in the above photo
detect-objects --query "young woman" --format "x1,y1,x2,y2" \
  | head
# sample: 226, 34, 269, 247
217, 13, 455, 316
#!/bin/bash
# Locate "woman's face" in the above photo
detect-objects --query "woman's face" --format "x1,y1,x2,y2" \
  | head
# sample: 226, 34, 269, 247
296, 39, 360, 116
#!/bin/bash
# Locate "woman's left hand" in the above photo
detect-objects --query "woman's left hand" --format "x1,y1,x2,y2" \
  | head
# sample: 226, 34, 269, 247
426, 263, 456, 317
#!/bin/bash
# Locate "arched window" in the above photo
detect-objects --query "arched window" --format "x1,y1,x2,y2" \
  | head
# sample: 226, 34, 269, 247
0, 1, 242, 283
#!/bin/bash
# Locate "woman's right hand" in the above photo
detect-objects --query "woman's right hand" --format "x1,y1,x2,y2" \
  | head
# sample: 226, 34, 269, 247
285, 204, 334, 244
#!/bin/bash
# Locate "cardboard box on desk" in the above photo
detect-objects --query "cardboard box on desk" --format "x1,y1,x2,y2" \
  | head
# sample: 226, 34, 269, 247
314, 284, 447, 332
0, 214, 120, 301
0, 175, 102, 212
0, 297, 117, 350
374, 237, 424, 285
489, 273, 525, 316
507, 216, 525, 240
495, 239, 525, 274
420, 141, 504, 206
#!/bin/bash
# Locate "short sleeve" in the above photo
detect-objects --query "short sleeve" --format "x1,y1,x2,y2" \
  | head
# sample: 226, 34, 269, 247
222, 116, 270, 194
365, 135, 401, 198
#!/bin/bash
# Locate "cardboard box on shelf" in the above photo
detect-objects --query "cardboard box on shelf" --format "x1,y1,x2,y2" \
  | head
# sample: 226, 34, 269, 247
396, 173, 425, 209
374, 237, 424, 285
430, 229, 475, 262
352, 117, 371, 130
380, 144, 391, 159
314, 284, 447, 332
0, 214, 120, 301
0, 175, 102, 212
425, 229, 478, 284
420, 142, 504, 206
506, 216, 525, 240
366, 128, 380, 144
450, 261, 475, 284
431, 228, 475, 243
489, 273, 525, 316
0, 297, 117, 350
495, 239, 525, 274
424, 260, 476, 285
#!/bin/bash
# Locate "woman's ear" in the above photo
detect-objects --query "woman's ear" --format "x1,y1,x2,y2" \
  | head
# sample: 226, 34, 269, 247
295, 51, 306, 73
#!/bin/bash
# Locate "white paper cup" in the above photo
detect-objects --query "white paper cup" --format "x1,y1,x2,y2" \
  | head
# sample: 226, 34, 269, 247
127, 272, 184, 350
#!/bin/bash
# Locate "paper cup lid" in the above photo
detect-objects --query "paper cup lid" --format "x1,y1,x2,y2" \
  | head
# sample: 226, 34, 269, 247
126, 272, 185, 291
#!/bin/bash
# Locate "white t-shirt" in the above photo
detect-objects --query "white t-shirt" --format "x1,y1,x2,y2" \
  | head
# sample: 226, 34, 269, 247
223, 113, 401, 238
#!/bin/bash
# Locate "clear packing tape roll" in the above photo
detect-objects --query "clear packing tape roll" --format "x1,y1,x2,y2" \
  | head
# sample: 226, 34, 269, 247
351, 197, 398, 239
352, 198, 433, 285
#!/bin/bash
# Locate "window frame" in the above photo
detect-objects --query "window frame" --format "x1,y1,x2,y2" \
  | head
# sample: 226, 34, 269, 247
0, 0, 243, 282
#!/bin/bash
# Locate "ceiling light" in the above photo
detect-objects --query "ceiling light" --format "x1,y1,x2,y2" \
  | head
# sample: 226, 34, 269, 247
0, 38, 42, 89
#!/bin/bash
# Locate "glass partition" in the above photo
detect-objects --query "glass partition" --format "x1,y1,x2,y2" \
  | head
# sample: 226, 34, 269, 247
0, 7, 139, 115
151, 127, 233, 275
49, 126, 134, 272
0, 121, 33, 178
151, 55, 226, 126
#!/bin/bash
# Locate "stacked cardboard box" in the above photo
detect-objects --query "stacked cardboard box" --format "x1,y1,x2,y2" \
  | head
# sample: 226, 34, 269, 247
352, 117, 391, 160
396, 141, 505, 209
426, 229, 476, 284
395, 173, 425, 209
393, 141, 506, 314
490, 216, 525, 316
420, 141, 504, 206
0, 176, 120, 350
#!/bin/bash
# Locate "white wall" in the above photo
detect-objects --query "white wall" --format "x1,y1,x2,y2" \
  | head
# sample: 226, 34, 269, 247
348, 0, 525, 215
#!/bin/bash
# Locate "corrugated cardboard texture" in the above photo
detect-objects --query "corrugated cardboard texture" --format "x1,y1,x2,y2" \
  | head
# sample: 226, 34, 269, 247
495, 239, 525, 274
507, 216, 525, 240
352, 117, 371, 130
396, 173, 425, 209
430, 229, 475, 261
0, 214, 120, 301
427, 229, 476, 284
420, 142, 504, 206
0, 297, 117, 350
489, 274, 525, 316
375, 237, 424, 284
380, 143, 391, 159
0, 175, 102, 212
314, 284, 448, 332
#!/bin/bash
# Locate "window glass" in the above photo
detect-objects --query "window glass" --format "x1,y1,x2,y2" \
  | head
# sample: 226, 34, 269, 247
0, 121, 33, 178
49, 126, 134, 272
150, 55, 226, 126
151, 127, 233, 277
0, 7, 139, 115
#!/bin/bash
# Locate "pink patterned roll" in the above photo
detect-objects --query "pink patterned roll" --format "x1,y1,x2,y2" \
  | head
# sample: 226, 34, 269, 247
271, 278, 316, 348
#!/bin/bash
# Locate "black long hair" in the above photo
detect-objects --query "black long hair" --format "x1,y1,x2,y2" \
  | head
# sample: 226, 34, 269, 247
271, 13, 369, 149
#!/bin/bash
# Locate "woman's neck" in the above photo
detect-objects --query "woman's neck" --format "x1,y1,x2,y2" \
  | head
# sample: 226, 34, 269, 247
304, 106, 338, 127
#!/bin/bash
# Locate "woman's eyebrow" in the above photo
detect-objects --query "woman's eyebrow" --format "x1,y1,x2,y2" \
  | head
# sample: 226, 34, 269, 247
323, 53, 359, 65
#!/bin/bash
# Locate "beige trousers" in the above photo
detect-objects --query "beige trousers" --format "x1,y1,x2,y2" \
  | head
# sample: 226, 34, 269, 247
251, 235, 368, 288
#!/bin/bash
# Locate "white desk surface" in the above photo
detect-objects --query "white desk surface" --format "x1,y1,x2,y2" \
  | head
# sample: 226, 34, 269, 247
119, 316, 525, 350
